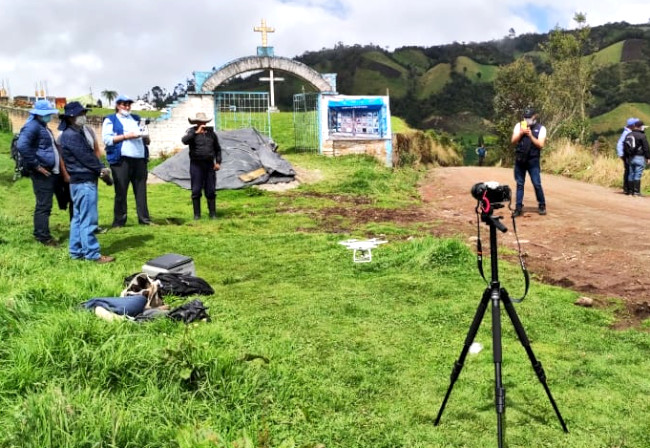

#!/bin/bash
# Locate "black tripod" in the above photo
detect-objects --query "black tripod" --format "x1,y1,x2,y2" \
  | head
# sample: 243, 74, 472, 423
434, 206, 568, 447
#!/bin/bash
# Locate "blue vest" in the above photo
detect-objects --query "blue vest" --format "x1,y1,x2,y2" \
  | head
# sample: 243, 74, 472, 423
516, 122, 542, 161
104, 113, 145, 165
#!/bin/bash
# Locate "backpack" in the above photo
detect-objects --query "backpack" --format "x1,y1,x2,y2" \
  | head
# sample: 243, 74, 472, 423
623, 133, 640, 158
10, 130, 28, 180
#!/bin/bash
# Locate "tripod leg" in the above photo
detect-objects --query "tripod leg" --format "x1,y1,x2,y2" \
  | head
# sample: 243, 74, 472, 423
501, 290, 569, 433
435, 288, 491, 426
490, 285, 507, 448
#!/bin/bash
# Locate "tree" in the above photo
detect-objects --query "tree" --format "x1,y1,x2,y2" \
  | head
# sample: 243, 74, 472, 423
101, 90, 118, 107
538, 13, 595, 143
492, 57, 542, 163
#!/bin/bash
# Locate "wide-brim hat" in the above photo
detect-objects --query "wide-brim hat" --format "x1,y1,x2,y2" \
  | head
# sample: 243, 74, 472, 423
188, 112, 212, 124
29, 99, 59, 116
60, 101, 88, 118
115, 94, 134, 104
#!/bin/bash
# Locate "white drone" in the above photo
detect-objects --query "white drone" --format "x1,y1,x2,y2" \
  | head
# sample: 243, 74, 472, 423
339, 238, 388, 263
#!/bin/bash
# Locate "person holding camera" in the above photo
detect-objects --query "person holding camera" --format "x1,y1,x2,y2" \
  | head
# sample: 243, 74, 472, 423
511, 107, 547, 217
58, 101, 114, 263
102, 94, 152, 227
181, 112, 222, 220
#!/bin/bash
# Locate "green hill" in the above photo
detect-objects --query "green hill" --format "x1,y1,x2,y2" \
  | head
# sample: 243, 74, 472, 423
591, 102, 650, 135
454, 56, 498, 82
416, 63, 451, 99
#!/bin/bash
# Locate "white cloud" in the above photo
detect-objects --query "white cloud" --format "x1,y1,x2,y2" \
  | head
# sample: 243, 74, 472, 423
0, 0, 648, 99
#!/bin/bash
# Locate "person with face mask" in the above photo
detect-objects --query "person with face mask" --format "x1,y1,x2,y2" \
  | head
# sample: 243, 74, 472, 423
16, 99, 63, 246
102, 94, 152, 227
511, 107, 547, 217
59, 101, 114, 263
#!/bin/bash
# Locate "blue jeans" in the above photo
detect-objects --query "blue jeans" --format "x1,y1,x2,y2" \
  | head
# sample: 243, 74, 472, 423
30, 172, 58, 242
628, 156, 645, 182
514, 158, 546, 209
69, 182, 100, 260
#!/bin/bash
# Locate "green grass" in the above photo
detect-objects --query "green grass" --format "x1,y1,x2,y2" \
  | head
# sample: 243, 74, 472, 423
417, 63, 452, 99
454, 56, 498, 83
391, 48, 431, 74
590, 102, 650, 135
590, 41, 624, 67
0, 131, 649, 447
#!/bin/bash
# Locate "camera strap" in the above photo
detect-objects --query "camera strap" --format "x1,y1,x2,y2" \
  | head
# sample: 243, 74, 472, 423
474, 205, 530, 302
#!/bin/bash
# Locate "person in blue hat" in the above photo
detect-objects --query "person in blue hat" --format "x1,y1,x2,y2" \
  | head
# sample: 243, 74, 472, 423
101, 94, 152, 227
59, 101, 115, 263
16, 99, 63, 246
616, 117, 639, 195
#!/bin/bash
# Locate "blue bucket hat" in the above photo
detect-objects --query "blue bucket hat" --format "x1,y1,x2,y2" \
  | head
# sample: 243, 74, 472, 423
29, 99, 59, 116
61, 101, 88, 117
626, 117, 639, 127
115, 94, 134, 104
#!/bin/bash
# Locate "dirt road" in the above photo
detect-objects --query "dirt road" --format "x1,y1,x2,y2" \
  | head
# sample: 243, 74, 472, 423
419, 167, 650, 328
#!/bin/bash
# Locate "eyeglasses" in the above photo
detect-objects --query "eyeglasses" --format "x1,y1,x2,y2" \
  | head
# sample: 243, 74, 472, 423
117, 102, 132, 108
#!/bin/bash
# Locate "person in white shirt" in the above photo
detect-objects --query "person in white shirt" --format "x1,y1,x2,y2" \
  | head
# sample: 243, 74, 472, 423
102, 95, 152, 227
511, 107, 547, 217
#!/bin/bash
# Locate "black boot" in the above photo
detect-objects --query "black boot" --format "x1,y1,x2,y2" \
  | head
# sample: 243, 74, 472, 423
624, 180, 631, 195
207, 198, 217, 219
192, 198, 201, 220
634, 180, 642, 196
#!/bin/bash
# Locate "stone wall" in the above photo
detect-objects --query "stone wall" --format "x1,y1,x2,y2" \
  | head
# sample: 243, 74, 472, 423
321, 138, 390, 165
0, 93, 214, 158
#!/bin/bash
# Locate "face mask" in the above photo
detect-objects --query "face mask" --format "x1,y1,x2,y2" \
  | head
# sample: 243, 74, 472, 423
74, 115, 87, 126
525, 117, 535, 126
40, 115, 52, 123
118, 109, 130, 117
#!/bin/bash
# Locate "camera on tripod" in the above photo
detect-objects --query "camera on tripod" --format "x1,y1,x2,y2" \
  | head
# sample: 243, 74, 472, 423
471, 182, 511, 206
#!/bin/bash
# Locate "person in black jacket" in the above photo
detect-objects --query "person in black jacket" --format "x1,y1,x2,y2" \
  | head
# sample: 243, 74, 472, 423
59, 102, 114, 263
181, 112, 222, 220
625, 120, 650, 196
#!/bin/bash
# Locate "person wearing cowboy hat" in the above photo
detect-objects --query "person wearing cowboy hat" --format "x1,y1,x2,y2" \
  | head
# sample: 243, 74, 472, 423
59, 101, 115, 263
181, 112, 222, 220
101, 94, 152, 227
16, 99, 63, 246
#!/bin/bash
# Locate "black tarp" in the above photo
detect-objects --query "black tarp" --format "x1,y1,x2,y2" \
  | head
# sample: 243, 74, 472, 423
151, 128, 296, 190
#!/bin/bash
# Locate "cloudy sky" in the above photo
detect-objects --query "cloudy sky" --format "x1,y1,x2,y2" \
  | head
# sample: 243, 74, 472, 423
0, 0, 648, 101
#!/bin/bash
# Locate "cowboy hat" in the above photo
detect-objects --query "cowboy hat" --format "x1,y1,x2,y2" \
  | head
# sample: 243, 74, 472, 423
188, 112, 212, 124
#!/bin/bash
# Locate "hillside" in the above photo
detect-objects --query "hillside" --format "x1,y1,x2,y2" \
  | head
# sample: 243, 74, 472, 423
293, 22, 650, 138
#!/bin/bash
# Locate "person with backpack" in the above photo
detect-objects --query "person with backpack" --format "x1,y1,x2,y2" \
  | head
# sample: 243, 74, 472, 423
16, 99, 63, 246
511, 107, 547, 217
59, 101, 115, 263
624, 120, 650, 197
476, 145, 487, 166
102, 94, 152, 228
616, 118, 639, 195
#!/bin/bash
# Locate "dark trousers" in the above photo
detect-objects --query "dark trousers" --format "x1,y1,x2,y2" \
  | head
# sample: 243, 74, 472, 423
30, 172, 59, 242
110, 157, 150, 226
622, 158, 631, 192
190, 159, 216, 200
514, 157, 546, 209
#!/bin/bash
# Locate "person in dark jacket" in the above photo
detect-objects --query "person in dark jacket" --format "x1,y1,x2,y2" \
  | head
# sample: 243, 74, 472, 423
625, 120, 650, 197
511, 107, 547, 217
59, 102, 115, 263
101, 94, 152, 227
16, 99, 62, 246
181, 112, 222, 219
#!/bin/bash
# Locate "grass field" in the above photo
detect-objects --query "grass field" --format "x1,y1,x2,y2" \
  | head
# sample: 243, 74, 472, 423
0, 127, 649, 447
